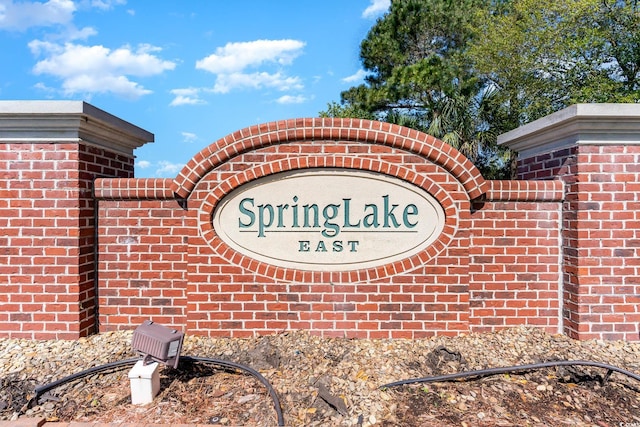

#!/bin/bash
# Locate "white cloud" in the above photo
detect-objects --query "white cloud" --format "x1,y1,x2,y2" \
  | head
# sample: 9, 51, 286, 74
87, 0, 126, 10
29, 41, 176, 99
0, 0, 76, 31
135, 159, 183, 177
33, 81, 56, 95
181, 132, 197, 143
135, 159, 184, 177
196, 39, 305, 94
169, 87, 207, 106
170, 95, 203, 106
213, 71, 302, 94
342, 69, 367, 83
362, 0, 390, 19
276, 94, 307, 104
196, 39, 305, 74
156, 160, 183, 176
62, 25, 98, 41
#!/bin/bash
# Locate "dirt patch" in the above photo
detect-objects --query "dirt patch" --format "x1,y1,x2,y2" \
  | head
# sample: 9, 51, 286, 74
386, 369, 640, 426
1, 327, 639, 426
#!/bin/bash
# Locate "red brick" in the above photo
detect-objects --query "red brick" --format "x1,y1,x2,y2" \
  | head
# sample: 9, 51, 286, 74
5, 116, 639, 341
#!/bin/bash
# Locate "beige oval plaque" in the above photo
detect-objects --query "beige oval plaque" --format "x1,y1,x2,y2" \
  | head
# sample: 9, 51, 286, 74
212, 168, 445, 271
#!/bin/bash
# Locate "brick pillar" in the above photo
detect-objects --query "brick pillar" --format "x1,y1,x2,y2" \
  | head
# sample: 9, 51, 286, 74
0, 101, 153, 338
499, 104, 640, 341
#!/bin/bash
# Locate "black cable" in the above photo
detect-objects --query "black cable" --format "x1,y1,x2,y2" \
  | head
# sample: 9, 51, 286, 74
32, 358, 137, 400
380, 360, 640, 389
30, 356, 285, 426
181, 356, 285, 426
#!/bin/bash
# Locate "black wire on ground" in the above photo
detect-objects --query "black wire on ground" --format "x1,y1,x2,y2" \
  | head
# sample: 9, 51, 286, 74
29, 356, 285, 426
181, 356, 285, 426
31, 358, 138, 402
380, 360, 640, 389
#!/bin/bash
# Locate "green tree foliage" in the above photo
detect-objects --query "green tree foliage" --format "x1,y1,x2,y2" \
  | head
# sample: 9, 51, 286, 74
318, 101, 376, 120
322, 0, 640, 180
321, 0, 513, 179
469, 0, 640, 123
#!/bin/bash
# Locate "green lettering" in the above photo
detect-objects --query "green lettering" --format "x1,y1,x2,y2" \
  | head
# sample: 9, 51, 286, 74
322, 203, 340, 237
238, 198, 255, 228
403, 204, 418, 227
363, 204, 379, 228
257, 204, 274, 237
343, 198, 360, 228
303, 204, 319, 228
276, 203, 289, 228
299, 240, 310, 252
291, 196, 299, 228
383, 195, 400, 228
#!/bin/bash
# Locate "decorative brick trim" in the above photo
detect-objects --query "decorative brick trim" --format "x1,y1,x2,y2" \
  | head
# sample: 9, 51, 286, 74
95, 178, 176, 200
172, 118, 487, 201
197, 159, 459, 283
483, 180, 565, 201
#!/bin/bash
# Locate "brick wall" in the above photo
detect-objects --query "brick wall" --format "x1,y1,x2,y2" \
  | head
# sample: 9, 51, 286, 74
0, 142, 133, 338
0, 101, 151, 338
470, 180, 563, 332
95, 179, 190, 332
500, 103, 640, 341
517, 146, 640, 340
3, 102, 639, 341
567, 145, 640, 340
186, 140, 470, 338
94, 118, 566, 339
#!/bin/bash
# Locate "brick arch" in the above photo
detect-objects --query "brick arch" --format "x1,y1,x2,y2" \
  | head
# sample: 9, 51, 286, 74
197, 157, 459, 283
172, 118, 487, 201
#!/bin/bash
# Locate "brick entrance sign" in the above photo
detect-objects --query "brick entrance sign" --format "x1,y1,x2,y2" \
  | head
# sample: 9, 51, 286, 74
1, 101, 638, 341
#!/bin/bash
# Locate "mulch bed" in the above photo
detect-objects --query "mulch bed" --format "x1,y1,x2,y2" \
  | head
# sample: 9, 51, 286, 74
1, 327, 639, 426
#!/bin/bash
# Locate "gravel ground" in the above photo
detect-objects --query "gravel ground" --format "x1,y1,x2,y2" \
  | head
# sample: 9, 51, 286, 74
1, 326, 639, 426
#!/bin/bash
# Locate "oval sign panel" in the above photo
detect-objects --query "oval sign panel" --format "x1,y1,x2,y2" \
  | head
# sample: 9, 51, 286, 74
212, 168, 445, 271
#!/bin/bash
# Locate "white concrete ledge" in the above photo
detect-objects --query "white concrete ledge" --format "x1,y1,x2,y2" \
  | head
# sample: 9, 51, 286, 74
0, 100, 154, 155
498, 103, 640, 158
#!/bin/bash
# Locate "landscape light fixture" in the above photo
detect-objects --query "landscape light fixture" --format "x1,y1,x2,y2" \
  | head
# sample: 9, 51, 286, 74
131, 320, 184, 369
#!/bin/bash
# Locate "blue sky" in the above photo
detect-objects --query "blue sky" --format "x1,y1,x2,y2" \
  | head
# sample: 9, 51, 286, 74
0, 0, 390, 177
